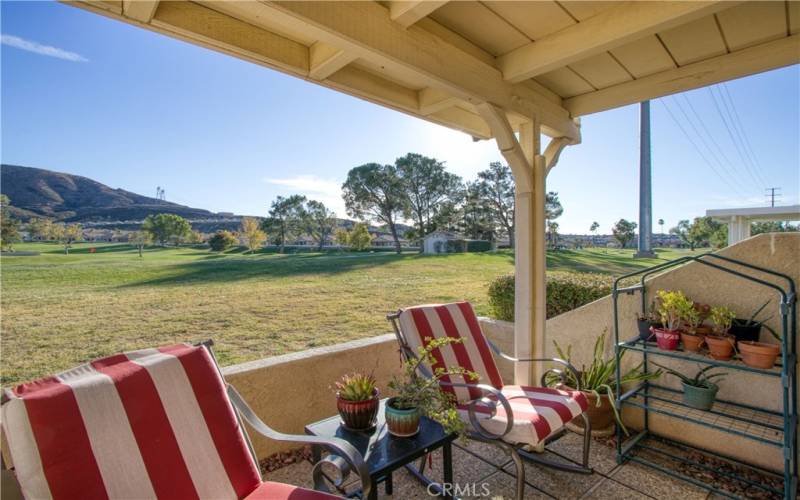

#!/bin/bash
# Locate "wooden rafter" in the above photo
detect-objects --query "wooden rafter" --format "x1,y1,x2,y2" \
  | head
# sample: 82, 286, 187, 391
122, 0, 159, 23
498, 1, 734, 83
388, 1, 449, 28
309, 42, 356, 80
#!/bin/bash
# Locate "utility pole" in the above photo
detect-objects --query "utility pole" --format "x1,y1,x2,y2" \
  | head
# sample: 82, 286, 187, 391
765, 187, 781, 207
635, 100, 656, 258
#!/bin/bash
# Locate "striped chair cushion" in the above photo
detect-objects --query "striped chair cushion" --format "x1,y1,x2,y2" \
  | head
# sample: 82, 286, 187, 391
458, 386, 588, 446
2, 344, 262, 500
397, 302, 504, 403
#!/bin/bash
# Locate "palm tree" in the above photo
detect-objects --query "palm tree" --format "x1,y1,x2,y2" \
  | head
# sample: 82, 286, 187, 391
658, 218, 665, 234
589, 221, 599, 246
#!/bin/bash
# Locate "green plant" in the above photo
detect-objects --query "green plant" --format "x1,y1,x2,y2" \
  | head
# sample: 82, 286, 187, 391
388, 337, 479, 437
334, 371, 377, 401
637, 300, 659, 323
208, 231, 238, 252
651, 362, 726, 389
741, 300, 780, 341
549, 332, 661, 435
710, 305, 735, 335
655, 290, 692, 331
681, 301, 701, 333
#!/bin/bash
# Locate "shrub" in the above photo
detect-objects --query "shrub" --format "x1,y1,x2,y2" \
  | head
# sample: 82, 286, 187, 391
208, 230, 238, 252
466, 240, 491, 252
445, 239, 466, 253
487, 272, 613, 322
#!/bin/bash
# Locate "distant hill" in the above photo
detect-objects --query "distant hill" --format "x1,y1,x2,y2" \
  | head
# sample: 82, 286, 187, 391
0, 164, 215, 222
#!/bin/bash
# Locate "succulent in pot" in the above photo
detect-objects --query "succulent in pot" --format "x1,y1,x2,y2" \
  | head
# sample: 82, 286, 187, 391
636, 300, 660, 341
334, 371, 379, 431
706, 306, 736, 360
387, 337, 475, 438
653, 362, 726, 411
730, 300, 779, 343
652, 290, 690, 351
548, 332, 661, 435
679, 302, 704, 352
737, 341, 780, 369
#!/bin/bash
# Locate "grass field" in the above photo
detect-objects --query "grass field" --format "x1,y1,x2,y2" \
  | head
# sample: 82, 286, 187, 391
1, 242, 690, 384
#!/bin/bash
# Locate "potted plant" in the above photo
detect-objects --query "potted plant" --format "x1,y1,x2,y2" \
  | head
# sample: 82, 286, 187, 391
679, 301, 705, 352
652, 290, 691, 351
653, 363, 726, 411
636, 300, 661, 341
386, 337, 475, 437
692, 302, 713, 335
730, 300, 778, 343
738, 340, 781, 369
706, 306, 736, 360
549, 333, 661, 435
334, 371, 379, 431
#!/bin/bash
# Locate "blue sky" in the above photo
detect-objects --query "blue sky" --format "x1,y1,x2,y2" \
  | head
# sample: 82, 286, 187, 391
2, 1, 798, 234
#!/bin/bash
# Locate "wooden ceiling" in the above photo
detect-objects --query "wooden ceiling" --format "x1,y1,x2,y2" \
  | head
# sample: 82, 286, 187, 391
67, 1, 799, 142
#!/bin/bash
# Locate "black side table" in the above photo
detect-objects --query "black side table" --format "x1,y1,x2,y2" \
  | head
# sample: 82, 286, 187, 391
305, 399, 455, 499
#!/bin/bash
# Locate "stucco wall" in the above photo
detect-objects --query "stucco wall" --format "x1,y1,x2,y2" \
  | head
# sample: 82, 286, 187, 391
223, 334, 400, 459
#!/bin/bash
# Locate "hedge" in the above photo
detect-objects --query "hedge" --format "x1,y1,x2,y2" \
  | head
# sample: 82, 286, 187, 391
466, 240, 492, 252
487, 272, 613, 322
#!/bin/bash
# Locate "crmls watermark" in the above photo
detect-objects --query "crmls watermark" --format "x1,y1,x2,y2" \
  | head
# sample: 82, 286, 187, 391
427, 482, 491, 497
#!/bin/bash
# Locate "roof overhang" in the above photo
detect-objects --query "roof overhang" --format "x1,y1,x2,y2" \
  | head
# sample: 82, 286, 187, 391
707, 205, 800, 222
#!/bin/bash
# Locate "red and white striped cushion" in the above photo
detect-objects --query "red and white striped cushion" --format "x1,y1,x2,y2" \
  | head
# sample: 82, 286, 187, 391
2, 344, 262, 500
458, 386, 588, 446
397, 302, 504, 403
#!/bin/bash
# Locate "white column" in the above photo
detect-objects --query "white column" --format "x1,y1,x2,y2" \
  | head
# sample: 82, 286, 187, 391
727, 216, 751, 246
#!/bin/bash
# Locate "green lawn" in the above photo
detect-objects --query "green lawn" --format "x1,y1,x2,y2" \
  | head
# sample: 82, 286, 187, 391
1, 242, 691, 384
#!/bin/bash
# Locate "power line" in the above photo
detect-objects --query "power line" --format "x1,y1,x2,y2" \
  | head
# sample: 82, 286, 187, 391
707, 86, 766, 190
658, 98, 752, 200
721, 83, 771, 187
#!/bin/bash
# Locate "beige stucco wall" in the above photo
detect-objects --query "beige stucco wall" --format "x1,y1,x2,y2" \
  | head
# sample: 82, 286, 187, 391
223, 334, 400, 459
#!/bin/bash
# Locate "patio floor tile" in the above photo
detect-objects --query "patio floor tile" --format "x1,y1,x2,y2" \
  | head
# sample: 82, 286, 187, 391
581, 477, 652, 499
610, 461, 709, 500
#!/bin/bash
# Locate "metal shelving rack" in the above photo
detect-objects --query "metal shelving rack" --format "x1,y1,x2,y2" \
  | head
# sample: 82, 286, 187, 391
612, 253, 797, 499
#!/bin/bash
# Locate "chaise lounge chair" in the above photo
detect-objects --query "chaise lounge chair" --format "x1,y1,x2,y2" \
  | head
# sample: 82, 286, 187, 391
1, 340, 370, 499
388, 301, 592, 500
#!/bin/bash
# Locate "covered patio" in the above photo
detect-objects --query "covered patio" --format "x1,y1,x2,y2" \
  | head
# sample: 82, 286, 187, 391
8, 1, 798, 498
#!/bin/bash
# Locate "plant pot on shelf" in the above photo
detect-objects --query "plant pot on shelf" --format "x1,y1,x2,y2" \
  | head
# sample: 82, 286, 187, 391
653, 327, 680, 351
737, 341, 780, 369
385, 397, 420, 437
694, 324, 713, 336
637, 319, 659, 341
337, 389, 380, 431
569, 391, 614, 434
680, 331, 704, 352
705, 334, 735, 360
729, 319, 761, 343
682, 382, 718, 411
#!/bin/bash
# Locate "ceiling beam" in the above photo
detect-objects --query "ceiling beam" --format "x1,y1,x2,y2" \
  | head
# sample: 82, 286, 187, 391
417, 88, 460, 115
565, 34, 800, 117
389, 1, 448, 28
498, 1, 734, 83
258, 1, 578, 140
309, 42, 357, 80
122, 0, 159, 23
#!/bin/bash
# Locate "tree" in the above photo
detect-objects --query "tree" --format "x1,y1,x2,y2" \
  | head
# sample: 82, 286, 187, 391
658, 218, 665, 235
669, 217, 720, 250
395, 153, 462, 247
27, 218, 54, 241
262, 195, 306, 253
334, 227, 350, 248
545, 192, 563, 221
304, 200, 337, 251
50, 223, 82, 254
751, 221, 799, 235
142, 213, 191, 246
546, 221, 560, 247
240, 217, 267, 254
187, 230, 205, 245
129, 230, 151, 257
208, 231, 238, 252
342, 163, 406, 254
1, 195, 21, 251
589, 221, 600, 246
612, 219, 637, 249
460, 182, 495, 241
476, 162, 515, 247
347, 222, 373, 251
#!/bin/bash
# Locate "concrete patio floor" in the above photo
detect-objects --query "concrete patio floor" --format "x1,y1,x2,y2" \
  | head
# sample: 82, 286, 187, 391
266, 433, 730, 499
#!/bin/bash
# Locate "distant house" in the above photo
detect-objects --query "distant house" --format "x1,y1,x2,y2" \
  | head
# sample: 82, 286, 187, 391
422, 231, 491, 254
371, 233, 410, 248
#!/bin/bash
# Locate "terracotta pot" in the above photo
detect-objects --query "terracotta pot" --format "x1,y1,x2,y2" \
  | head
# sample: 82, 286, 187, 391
336, 389, 379, 431
694, 324, 713, 336
680, 331, 704, 352
570, 391, 614, 432
385, 397, 420, 437
737, 341, 780, 369
705, 334, 735, 360
653, 327, 680, 351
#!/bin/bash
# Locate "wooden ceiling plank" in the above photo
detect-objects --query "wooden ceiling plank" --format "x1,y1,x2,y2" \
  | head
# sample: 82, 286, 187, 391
262, 0, 578, 140
565, 34, 800, 116
122, 0, 158, 23
429, 2, 530, 56
716, 2, 787, 51
389, 1, 449, 28
309, 42, 356, 80
484, 1, 575, 42
568, 52, 632, 89
610, 35, 676, 78
657, 15, 727, 66
498, 1, 735, 83
789, 0, 800, 35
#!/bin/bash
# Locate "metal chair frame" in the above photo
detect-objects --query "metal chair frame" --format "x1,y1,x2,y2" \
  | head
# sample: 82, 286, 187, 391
387, 311, 592, 500
1, 340, 372, 500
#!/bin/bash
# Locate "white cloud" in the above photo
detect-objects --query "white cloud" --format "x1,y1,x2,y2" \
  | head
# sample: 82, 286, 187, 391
1, 34, 88, 62
264, 175, 346, 217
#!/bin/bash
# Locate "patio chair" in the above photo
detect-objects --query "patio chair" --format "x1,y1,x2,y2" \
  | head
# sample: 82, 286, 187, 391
388, 302, 592, 500
0, 341, 370, 499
